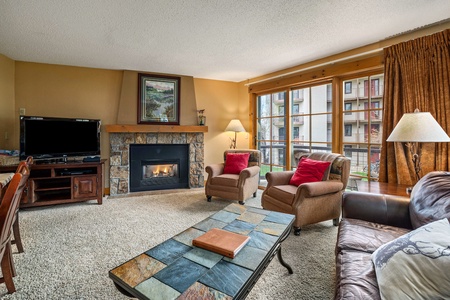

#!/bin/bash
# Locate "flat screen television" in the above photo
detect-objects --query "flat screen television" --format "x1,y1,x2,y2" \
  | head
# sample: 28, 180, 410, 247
20, 116, 101, 161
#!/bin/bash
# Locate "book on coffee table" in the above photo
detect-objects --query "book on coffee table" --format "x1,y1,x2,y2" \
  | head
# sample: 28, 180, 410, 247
193, 228, 250, 258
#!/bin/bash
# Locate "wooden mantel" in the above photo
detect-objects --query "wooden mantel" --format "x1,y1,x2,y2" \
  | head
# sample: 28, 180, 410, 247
104, 124, 208, 133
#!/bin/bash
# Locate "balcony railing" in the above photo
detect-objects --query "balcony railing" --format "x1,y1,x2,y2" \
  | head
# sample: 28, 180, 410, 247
292, 116, 304, 125
258, 144, 380, 180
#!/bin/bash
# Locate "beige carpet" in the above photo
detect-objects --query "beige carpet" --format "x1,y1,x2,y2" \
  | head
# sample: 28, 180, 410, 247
0, 189, 337, 299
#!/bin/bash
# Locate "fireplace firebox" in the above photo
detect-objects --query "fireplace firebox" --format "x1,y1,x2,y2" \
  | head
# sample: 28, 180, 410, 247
130, 144, 189, 192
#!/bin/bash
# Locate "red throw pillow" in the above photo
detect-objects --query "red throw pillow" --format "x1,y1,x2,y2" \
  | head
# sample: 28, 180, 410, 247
289, 157, 331, 187
223, 153, 250, 174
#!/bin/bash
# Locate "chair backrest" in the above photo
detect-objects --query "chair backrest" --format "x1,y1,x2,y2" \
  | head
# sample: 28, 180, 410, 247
293, 151, 351, 189
0, 160, 31, 251
224, 149, 261, 167
329, 156, 351, 189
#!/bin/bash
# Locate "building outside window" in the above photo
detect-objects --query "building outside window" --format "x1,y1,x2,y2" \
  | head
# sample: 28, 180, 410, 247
343, 74, 384, 183
256, 92, 287, 185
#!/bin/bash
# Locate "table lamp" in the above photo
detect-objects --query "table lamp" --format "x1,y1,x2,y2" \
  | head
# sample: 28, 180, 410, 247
386, 109, 450, 181
225, 119, 246, 149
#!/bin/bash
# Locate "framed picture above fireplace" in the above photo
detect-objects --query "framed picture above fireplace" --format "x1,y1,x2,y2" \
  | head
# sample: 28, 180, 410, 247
138, 73, 180, 125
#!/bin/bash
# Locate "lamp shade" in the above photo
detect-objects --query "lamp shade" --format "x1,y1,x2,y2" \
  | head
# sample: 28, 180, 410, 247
225, 119, 246, 132
387, 112, 450, 142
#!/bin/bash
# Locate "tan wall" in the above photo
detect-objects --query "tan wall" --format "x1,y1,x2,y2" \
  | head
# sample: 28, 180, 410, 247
14, 62, 124, 162
116, 70, 198, 125
193, 78, 249, 175
6, 61, 244, 188
0, 54, 15, 150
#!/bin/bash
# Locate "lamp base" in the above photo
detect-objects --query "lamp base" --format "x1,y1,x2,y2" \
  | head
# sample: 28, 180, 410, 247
406, 186, 413, 195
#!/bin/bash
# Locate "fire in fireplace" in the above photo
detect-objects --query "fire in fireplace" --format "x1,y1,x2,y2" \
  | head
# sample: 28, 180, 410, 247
140, 161, 180, 188
143, 163, 178, 178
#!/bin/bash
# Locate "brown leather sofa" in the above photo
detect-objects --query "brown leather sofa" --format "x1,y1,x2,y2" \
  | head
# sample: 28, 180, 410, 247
334, 171, 450, 299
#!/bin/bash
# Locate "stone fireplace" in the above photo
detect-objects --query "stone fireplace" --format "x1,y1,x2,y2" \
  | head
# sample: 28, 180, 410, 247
107, 126, 206, 195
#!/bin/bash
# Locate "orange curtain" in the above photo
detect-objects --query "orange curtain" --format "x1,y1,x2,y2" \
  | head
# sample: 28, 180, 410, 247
379, 29, 450, 185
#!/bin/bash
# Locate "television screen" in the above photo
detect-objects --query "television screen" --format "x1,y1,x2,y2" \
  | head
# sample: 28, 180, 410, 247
20, 116, 101, 160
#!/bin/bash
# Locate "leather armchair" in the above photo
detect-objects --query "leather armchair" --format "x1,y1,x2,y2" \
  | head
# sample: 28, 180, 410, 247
261, 152, 350, 235
205, 149, 261, 204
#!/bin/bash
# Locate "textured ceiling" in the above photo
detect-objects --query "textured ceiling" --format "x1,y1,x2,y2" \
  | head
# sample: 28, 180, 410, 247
0, 0, 449, 82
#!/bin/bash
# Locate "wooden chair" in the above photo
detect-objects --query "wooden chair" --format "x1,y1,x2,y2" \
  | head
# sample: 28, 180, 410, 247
10, 156, 32, 253
0, 160, 30, 293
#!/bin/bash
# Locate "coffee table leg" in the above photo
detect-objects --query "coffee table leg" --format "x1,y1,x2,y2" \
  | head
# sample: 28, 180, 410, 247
114, 282, 134, 297
277, 246, 293, 274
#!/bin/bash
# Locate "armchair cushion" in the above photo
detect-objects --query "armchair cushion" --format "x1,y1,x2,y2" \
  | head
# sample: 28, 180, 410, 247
211, 174, 239, 187
289, 157, 331, 186
223, 152, 250, 174
265, 185, 297, 206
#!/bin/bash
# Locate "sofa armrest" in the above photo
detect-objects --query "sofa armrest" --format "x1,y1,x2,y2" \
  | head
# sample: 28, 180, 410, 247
342, 191, 412, 229
205, 163, 224, 178
265, 171, 295, 187
296, 180, 343, 198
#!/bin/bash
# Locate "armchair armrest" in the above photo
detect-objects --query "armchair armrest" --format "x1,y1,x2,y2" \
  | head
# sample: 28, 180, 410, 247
296, 180, 343, 198
342, 191, 412, 229
239, 165, 260, 180
205, 163, 224, 178
265, 171, 295, 187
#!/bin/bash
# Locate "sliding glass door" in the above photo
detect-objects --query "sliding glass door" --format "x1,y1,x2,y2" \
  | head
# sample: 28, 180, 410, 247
290, 84, 332, 167
256, 92, 287, 186
342, 74, 384, 187
256, 83, 332, 186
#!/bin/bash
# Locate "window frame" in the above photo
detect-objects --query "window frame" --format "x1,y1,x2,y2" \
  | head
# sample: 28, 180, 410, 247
249, 60, 384, 188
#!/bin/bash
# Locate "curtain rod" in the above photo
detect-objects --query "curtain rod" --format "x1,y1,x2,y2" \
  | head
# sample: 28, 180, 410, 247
245, 48, 383, 86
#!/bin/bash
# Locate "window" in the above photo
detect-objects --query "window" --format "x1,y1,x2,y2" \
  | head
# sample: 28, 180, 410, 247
343, 74, 384, 182
363, 78, 381, 97
291, 84, 332, 164
278, 127, 285, 141
344, 103, 352, 115
253, 69, 383, 188
344, 124, 352, 136
292, 90, 301, 100
293, 127, 299, 139
345, 82, 352, 94
372, 79, 380, 96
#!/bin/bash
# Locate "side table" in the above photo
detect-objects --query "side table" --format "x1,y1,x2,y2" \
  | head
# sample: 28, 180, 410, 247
356, 181, 410, 197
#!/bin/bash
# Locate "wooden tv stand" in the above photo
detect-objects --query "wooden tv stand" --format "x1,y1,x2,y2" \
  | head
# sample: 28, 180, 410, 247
0, 159, 105, 208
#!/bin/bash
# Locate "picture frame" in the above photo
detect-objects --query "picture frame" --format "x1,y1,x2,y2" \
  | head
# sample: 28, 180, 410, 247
138, 73, 180, 124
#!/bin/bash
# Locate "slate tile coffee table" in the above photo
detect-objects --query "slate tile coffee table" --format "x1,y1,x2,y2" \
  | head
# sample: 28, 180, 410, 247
109, 203, 295, 299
